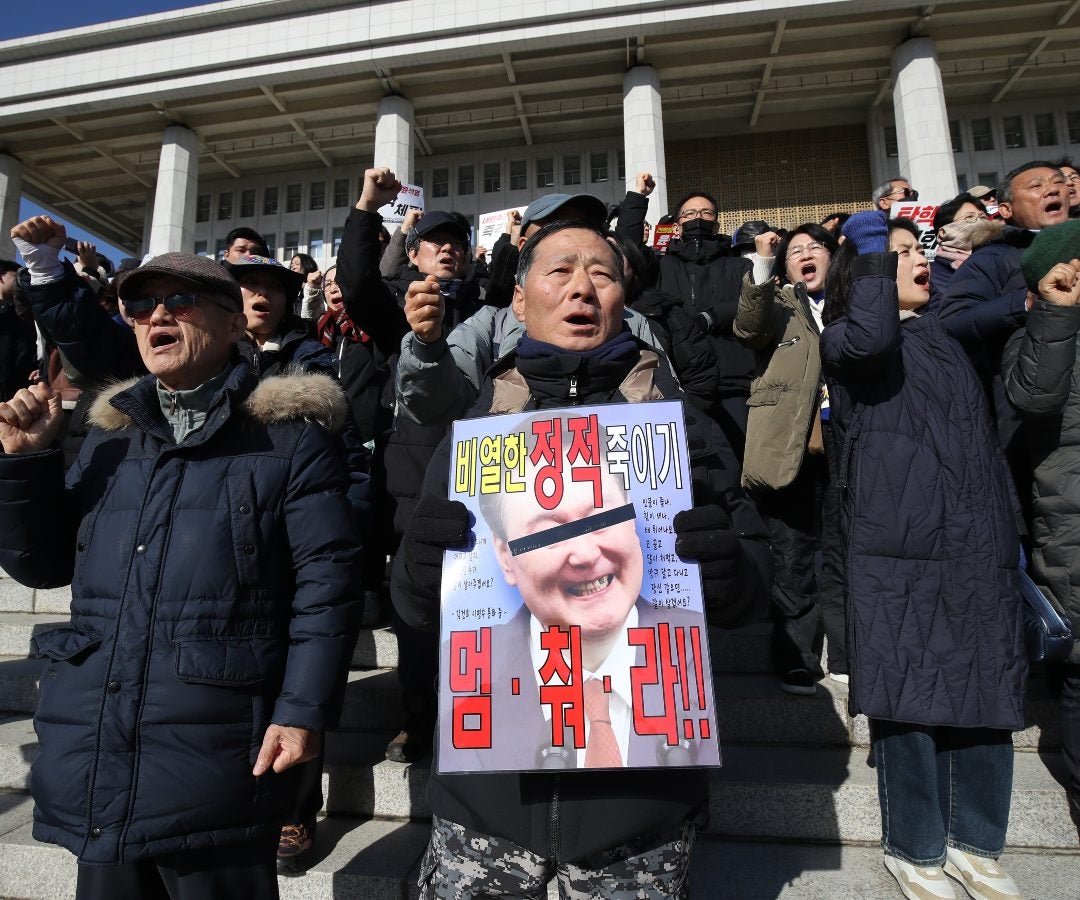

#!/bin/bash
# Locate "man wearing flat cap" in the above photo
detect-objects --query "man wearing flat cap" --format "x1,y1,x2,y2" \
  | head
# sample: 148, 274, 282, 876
0, 216, 361, 899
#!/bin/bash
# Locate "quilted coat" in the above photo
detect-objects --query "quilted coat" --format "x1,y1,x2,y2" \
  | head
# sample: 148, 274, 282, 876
821, 253, 1026, 730
0, 364, 361, 864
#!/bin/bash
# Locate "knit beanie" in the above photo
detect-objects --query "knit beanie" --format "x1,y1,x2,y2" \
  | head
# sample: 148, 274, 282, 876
1021, 219, 1080, 291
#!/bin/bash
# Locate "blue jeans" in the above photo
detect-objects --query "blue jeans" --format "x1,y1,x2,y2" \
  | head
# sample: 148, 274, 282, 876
870, 719, 1014, 865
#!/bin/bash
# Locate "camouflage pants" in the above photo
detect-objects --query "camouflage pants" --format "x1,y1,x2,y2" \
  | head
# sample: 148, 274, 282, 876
417, 814, 695, 899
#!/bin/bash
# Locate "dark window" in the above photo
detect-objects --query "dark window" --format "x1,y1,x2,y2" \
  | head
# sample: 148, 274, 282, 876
432, 168, 449, 198
883, 126, 898, 158
195, 193, 210, 223
310, 181, 326, 211
217, 192, 233, 220
483, 162, 501, 193
193, 240, 208, 256
956, 173, 968, 192
1002, 116, 1026, 150
458, 165, 475, 196
240, 189, 255, 218
971, 118, 994, 152
285, 183, 302, 213
308, 229, 324, 259
263, 186, 279, 216
949, 120, 963, 153
1069, 111, 1080, 144
510, 160, 527, 191
563, 154, 581, 186
1035, 113, 1058, 147
332, 227, 344, 256
537, 158, 555, 188
283, 231, 299, 259
332, 178, 350, 207
590, 152, 608, 183
977, 171, 999, 189
617, 149, 625, 182
263, 234, 276, 259
214, 239, 228, 261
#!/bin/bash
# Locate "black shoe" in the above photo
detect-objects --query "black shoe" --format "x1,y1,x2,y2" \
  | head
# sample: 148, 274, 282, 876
276, 819, 316, 875
780, 668, 818, 696
385, 691, 435, 763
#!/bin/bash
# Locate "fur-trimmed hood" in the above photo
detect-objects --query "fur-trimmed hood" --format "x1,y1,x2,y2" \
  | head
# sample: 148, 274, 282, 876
88, 369, 348, 434
938, 217, 1007, 253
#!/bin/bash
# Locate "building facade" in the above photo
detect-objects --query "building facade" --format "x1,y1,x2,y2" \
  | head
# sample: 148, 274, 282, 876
1, 0, 1078, 262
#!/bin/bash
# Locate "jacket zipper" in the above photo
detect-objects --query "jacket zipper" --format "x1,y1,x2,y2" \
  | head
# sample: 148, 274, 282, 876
550, 774, 561, 863
568, 376, 578, 402
777, 335, 801, 349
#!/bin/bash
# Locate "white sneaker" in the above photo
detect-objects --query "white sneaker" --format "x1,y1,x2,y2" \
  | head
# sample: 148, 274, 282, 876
884, 854, 958, 899
828, 672, 849, 685
943, 847, 1021, 899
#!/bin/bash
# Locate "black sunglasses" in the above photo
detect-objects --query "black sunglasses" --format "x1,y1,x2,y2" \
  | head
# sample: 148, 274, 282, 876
125, 292, 225, 322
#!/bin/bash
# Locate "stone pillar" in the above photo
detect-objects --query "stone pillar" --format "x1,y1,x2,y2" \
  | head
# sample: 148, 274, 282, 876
374, 95, 414, 184
622, 66, 668, 221
0, 155, 24, 260
891, 37, 957, 201
147, 125, 199, 256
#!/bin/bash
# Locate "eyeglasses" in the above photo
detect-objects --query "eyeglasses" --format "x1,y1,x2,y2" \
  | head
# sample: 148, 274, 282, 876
419, 235, 467, 253
955, 213, 990, 223
125, 292, 228, 322
677, 208, 718, 221
1065, 173, 1080, 185
887, 187, 920, 201
785, 242, 830, 260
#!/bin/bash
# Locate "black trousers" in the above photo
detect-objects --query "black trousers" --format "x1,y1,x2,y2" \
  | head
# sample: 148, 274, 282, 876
75, 836, 279, 900
755, 420, 846, 676
1047, 662, 1080, 833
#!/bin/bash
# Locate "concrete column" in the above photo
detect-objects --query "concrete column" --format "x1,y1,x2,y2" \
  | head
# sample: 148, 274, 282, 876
374, 95, 414, 183
0, 155, 24, 261
147, 125, 199, 256
140, 189, 156, 260
891, 37, 957, 201
622, 66, 668, 221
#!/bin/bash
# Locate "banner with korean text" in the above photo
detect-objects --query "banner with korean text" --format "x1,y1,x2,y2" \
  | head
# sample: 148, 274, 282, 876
438, 400, 720, 773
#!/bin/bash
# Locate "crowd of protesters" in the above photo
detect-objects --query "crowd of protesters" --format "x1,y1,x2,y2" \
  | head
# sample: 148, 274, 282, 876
0, 152, 1078, 900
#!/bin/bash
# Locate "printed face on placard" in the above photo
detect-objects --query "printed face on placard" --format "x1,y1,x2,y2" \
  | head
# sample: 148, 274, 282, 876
492, 466, 642, 643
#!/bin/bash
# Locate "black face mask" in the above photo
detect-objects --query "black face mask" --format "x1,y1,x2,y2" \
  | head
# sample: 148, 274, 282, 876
679, 219, 716, 242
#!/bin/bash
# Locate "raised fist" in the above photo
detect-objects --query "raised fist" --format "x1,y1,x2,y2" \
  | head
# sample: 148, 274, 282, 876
358, 167, 402, 213
635, 173, 656, 197
0, 383, 65, 455
1038, 259, 1080, 308
405, 276, 445, 345
10, 215, 67, 249
402, 208, 423, 232
754, 231, 780, 258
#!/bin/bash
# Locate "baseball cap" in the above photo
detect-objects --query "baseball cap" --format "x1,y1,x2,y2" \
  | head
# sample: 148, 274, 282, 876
413, 211, 471, 243
118, 252, 243, 310
223, 255, 305, 297
969, 185, 995, 200
520, 193, 608, 231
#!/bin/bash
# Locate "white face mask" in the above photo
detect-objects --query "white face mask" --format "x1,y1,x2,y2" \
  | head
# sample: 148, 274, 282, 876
984, 203, 1000, 217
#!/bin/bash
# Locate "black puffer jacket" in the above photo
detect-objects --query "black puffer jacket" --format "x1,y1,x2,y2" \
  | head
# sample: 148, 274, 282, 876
393, 336, 772, 863
822, 253, 1026, 730
657, 237, 754, 400
1003, 299, 1080, 663
0, 364, 362, 864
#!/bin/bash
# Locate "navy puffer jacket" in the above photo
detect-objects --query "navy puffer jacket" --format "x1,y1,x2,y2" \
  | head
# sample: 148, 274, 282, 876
822, 253, 1026, 731
0, 363, 361, 864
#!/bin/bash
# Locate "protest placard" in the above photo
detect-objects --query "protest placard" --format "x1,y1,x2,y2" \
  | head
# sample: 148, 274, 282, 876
438, 400, 720, 774
378, 182, 425, 226
892, 200, 943, 261
652, 222, 678, 253
477, 206, 527, 261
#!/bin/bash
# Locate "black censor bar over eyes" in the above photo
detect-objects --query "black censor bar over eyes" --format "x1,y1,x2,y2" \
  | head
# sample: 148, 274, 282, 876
507, 503, 637, 557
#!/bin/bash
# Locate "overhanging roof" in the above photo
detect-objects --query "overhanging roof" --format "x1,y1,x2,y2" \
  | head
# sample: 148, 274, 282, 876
2, 0, 1078, 251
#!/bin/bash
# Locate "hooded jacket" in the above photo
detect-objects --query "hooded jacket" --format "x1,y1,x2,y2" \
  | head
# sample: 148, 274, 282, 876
0, 364, 362, 864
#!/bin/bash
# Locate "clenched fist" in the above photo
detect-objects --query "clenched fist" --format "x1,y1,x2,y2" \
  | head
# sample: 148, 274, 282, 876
1038, 259, 1080, 307
0, 383, 65, 455
405, 275, 445, 344
357, 167, 402, 214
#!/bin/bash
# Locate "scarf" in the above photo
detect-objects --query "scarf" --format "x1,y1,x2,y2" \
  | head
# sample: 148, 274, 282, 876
316, 307, 365, 347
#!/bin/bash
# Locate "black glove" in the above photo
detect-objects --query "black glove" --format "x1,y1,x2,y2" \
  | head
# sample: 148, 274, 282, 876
673, 504, 743, 612
396, 497, 471, 620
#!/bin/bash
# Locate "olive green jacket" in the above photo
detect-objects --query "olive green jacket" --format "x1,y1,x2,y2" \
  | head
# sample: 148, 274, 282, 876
733, 276, 822, 491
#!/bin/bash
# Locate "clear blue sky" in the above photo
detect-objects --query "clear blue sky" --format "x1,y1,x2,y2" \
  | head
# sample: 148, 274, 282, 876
7, 1, 204, 264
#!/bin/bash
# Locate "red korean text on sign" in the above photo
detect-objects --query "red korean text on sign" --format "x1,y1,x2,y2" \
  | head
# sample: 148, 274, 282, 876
449, 628, 492, 749
628, 624, 710, 744
537, 625, 586, 750
530, 418, 563, 510
566, 413, 603, 507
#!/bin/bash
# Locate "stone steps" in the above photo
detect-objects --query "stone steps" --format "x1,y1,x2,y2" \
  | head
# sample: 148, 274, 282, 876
0, 793, 1076, 900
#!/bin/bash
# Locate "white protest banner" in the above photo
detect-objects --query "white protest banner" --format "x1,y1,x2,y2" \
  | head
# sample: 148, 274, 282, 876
378, 182, 425, 226
891, 200, 944, 262
477, 207, 527, 262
